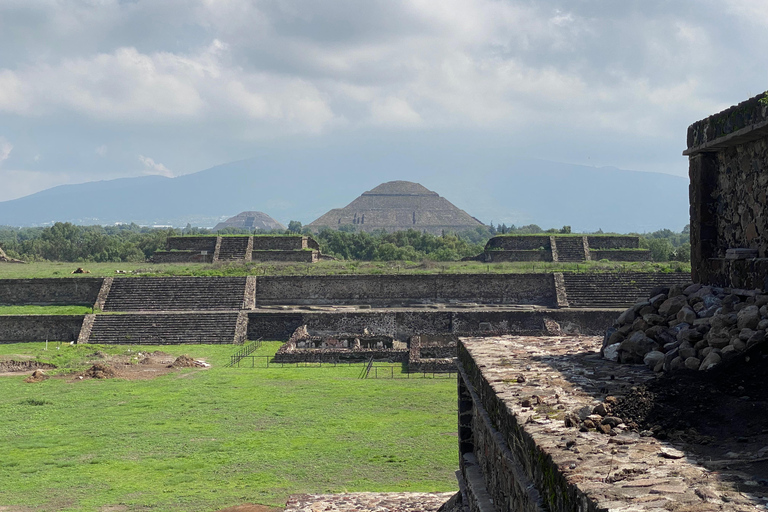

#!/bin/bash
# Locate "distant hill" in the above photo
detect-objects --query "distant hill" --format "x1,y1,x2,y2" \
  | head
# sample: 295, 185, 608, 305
0, 154, 689, 233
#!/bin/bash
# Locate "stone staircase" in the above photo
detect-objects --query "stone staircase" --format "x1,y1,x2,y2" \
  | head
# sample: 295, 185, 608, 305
88, 312, 241, 344
553, 236, 587, 262
562, 272, 692, 308
217, 237, 250, 261
102, 277, 247, 311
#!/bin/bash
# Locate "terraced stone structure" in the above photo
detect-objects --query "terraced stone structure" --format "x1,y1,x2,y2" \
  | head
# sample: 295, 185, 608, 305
473, 235, 650, 262
151, 235, 321, 263
306, 181, 484, 235
212, 210, 286, 232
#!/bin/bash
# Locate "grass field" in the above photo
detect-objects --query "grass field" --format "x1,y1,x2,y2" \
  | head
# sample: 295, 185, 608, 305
0, 305, 93, 315
0, 342, 458, 511
0, 259, 691, 279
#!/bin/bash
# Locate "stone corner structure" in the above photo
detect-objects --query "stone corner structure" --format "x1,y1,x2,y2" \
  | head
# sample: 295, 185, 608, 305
686, 92, 768, 289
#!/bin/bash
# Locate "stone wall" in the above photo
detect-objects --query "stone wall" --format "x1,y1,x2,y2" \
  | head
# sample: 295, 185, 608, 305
252, 274, 557, 306
485, 236, 551, 251
250, 250, 317, 262
246, 308, 616, 341
252, 236, 316, 251
483, 250, 551, 262
166, 236, 218, 252
586, 236, 640, 249
590, 249, 651, 261
686, 93, 768, 289
151, 251, 214, 263
0, 278, 103, 306
0, 315, 84, 342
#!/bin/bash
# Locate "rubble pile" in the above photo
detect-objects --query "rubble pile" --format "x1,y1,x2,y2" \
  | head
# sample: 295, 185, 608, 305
603, 283, 768, 373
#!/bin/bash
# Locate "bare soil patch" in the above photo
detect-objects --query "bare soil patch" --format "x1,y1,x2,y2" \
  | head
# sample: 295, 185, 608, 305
0, 360, 56, 372
68, 351, 210, 382
611, 342, 768, 489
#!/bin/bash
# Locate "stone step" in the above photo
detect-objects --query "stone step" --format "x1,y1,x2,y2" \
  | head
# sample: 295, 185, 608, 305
563, 273, 691, 307
217, 237, 250, 261
103, 277, 247, 311
88, 312, 239, 344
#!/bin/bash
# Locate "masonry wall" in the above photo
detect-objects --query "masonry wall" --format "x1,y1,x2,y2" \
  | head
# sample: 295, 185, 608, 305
486, 236, 551, 251
0, 315, 84, 342
250, 250, 317, 262
458, 342, 593, 512
590, 249, 651, 261
246, 308, 615, 341
0, 278, 103, 306
252, 236, 312, 250
151, 251, 213, 263
252, 274, 557, 306
486, 250, 551, 262
586, 236, 640, 249
686, 93, 768, 289
166, 236, 218, 252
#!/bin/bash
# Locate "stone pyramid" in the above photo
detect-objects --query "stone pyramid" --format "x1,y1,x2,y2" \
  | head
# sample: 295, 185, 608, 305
213, 211, 286, 232
307, 181, 484, 234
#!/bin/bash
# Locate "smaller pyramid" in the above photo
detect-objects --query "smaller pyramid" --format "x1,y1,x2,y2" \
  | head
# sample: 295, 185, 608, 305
213, 211, 286, 232
307, 181, 484, 235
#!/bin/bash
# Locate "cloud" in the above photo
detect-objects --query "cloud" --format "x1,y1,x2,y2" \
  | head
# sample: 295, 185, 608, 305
95, 145, 107, 156
139, 155, 173, 177
0, 137, 12, 166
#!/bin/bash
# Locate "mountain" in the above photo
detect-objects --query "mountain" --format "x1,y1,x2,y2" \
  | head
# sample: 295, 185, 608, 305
0, 154, 689, 233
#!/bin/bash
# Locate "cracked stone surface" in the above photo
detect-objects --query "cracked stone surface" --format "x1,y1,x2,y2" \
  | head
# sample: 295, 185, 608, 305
461, 335, 768, 511
283, 492, 456, 512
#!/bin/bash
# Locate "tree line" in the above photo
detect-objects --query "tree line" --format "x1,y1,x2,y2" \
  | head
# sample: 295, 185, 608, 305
0, 222, 690, 263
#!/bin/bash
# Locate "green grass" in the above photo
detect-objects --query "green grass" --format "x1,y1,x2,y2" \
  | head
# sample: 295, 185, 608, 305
0, 342, 458, 511
0, 259, 691, 279
0, 305, 93, 315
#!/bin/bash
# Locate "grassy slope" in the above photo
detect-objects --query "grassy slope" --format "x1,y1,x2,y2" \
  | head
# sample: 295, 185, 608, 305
0, 259, 691, 279
0, 305, 93, 315
0, 342, 457, 511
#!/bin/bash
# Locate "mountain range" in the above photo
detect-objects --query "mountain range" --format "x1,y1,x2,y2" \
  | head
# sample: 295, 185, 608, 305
0, 154, 690, 233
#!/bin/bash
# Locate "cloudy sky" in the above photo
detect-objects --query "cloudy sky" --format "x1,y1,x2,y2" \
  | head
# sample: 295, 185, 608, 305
0, 0, 766, 202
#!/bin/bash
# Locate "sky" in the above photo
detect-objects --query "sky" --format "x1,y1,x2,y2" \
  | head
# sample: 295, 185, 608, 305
1, 0, 767, 202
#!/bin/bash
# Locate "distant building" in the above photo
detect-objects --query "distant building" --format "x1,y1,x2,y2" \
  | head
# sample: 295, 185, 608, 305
307, 181, 484, 235
213, 211, 286, 232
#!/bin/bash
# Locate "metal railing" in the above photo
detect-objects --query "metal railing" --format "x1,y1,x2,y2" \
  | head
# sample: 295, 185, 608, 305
226, 339, 262, 367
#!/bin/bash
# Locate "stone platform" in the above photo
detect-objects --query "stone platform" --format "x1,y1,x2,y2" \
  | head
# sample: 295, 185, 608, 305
458, 335, 768, 511
284, 492, 456, 512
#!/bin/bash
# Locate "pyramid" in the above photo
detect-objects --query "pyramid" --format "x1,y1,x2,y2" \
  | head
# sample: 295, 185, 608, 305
307, 181, 484, 235
213, 211, 286, 232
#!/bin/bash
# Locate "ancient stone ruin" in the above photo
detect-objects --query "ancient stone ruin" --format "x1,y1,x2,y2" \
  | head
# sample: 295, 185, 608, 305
151, 235, 323, 263
212, 210, 286, 232
468, 234, 650, 262
306, 180, 484, 235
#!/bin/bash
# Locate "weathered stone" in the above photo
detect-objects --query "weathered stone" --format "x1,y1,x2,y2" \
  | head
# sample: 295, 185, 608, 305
616, 309, 635, 326
638, 305, 656, 317
630, 318, 649, 333
658, 295, 688, 317
601, 416, 622, 428
684, 356, 701, 370
755, 294, 768, 307
731, 338, 747, 352
699, 351, 721, 371
692, 301, 707, 314
694, 339, 708, 351
677, 328, 702, 343
683, 283, 702, 295
643, 350, 665, 369
738, 328, 755, 341
757, 319, 768, 331
669, 355, 683, 370
668, 284, 684, 297
648, 293, 667, 308
642, 314, 665, 326
618, 332, 657, 364
676, 306, 697, 325
737, 305, 760, 330
707, 329, 731, 349
747, 330, 766, 348
602, 343, 620, 362
678, 341, 696, 360
644, 325, 664, 340
592, 403, 609, 417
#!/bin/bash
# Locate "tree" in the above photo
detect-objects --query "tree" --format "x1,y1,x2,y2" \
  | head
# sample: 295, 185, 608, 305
287, 221, 302, 234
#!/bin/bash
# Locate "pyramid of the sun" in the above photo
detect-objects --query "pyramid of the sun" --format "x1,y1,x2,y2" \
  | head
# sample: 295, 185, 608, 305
307, 181, 484, 235
213, 211, 286, 231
